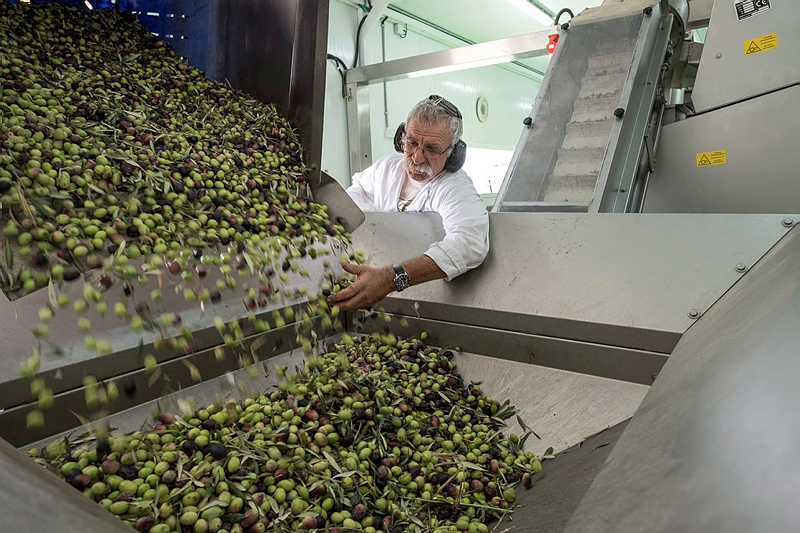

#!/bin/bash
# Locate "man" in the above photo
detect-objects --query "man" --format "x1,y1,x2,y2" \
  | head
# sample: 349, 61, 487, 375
328, 95, 490, 311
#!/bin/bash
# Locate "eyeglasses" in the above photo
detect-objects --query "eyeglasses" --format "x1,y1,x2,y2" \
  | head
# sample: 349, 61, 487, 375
401, 136, 450, 159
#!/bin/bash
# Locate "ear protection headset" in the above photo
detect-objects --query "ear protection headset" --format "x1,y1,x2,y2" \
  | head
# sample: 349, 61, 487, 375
393, 94, 468, 173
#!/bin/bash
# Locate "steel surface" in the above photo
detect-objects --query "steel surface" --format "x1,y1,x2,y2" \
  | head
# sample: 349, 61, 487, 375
564, 226, 800, 532
350, 212, 792, 352
593, 10, 673, 213
643, 86, 800, 214
353, 313, 667, 385
0, 252, 341, 411
692, 0, 799, 113
314, 172, 366, 234
0, 438, 132, 533
0, 317, 330, 447
345, 30, 552, 85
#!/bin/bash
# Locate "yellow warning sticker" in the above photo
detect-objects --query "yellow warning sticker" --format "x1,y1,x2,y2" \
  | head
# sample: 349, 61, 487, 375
696, 150, 727, 167
744, 33, 778, 55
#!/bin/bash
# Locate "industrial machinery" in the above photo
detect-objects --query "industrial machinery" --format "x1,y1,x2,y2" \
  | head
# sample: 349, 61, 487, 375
2, 0, 800, 532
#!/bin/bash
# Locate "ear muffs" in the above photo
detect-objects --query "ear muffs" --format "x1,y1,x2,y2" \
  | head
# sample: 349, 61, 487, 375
393, 121, 468, 173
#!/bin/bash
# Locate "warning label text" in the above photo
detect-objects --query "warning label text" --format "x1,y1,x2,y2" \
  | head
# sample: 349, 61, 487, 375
696, 150, 727, 167
744, 33, 778, 55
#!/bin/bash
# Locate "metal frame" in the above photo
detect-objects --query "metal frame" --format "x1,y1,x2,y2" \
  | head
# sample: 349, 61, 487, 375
344, 29, 553, 173
491, 26, 569, 213
593, 10, 674, 212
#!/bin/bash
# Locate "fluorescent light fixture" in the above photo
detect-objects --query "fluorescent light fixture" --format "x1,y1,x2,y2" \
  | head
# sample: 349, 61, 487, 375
508, 0, 554, 26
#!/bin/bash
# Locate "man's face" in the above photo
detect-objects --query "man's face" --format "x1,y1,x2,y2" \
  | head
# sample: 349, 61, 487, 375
402, 118, 452, 182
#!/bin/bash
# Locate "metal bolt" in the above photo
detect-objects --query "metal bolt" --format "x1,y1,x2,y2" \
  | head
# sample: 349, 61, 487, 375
522, 117, 533, 127
688, 309, 700, 319
735, 263, 747, 273
715, 53, 722, 59
643, 6, 653, 15
614, 107, 625, 119
782, 218, 795, 228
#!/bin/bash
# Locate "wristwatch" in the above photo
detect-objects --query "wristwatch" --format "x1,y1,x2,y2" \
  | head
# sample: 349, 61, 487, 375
392, 265, 411, 292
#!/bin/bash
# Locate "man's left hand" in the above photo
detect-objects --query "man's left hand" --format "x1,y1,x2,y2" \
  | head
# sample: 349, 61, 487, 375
327, 262, 395, 311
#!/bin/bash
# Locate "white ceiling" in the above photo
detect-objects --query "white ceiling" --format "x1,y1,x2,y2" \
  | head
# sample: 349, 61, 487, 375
391, 0, 604, 43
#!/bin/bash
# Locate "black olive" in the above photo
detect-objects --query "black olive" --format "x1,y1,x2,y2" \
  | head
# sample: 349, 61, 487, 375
206, 442, 227, 460
118, 465, 138, 480
96, 437, 111, 457
192, 248, 202, 259
210, 291, 221, 303
64, 467, 83, 483
121, 378, 137, 398
0, 180, 13, 193
182, 439, 198, 455
126, 225, 140, 238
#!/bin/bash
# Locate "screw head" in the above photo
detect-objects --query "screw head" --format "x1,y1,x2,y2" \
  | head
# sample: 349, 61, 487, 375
782, 218, 795, 228
716, 53, 722, 59
688, 309, 700, 319
522, 117, 533, 127
614, 107, 625, 119
735, 263, 747, 273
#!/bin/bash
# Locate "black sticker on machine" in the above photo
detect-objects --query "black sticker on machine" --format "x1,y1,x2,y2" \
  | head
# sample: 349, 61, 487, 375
735, 0, 772, 21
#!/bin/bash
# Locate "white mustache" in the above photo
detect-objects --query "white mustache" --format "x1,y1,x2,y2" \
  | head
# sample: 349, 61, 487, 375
403, 158, 433, 178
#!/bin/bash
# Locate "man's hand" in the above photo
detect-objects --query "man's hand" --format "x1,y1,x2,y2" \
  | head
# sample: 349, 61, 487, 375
327, 262, 395, 311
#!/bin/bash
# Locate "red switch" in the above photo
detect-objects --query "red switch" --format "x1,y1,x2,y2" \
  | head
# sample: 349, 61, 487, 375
547, 33, 559, 54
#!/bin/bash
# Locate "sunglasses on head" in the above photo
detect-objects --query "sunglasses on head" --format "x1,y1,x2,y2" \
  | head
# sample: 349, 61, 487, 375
427, 95, 463, 120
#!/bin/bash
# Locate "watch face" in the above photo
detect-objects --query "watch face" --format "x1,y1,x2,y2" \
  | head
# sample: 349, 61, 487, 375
396, 273, 411, 291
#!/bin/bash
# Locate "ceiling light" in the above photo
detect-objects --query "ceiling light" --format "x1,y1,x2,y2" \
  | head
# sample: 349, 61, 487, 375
508, 0, 554, 26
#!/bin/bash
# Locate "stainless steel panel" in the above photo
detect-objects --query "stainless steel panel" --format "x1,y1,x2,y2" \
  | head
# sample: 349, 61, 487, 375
0, 438, 132, 533
206, 0, 329, 181
594, 10, 673, 213
564, 226, 800, 533
495, 7, 670, 212
314, 172, 365, 234
346, 83, 373, 173
0, 316, 329, 447
350, 212, 792, 352
687, 0, 713, 28
499, 421, 629, 533
0, 253, 337, 411
345, 30, 552, 85
354, 313, 667, 385
643, 86, 800, 214
692, 0, 799, 113
450, 352, 647, 455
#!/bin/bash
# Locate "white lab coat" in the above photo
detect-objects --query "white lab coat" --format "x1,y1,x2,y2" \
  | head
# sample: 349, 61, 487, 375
346, 153, 490, 281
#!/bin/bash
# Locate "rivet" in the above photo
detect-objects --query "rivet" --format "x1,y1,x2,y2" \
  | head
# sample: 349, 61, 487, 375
688, 309, 700, 319
782, 218, 795, 228
735, 263, 747, 273
715, 53, 722, 59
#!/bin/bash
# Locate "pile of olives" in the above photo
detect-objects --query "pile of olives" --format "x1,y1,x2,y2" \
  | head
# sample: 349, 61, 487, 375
1, 1, 352, 428
30, 335, 546, 533
0, 2, 345, 298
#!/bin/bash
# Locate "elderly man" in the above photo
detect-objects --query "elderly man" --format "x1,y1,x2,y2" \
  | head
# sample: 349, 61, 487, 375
328, 95, 490, 311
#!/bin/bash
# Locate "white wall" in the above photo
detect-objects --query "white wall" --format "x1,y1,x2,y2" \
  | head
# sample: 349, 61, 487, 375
321, 1, 543, 192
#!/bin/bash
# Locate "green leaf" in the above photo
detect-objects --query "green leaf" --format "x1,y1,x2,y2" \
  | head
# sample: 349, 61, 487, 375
47, 279, 58, 308
323, 450, 342, 474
